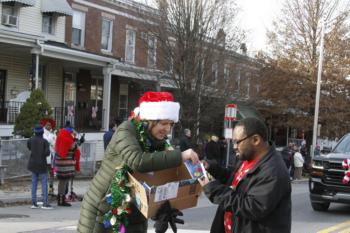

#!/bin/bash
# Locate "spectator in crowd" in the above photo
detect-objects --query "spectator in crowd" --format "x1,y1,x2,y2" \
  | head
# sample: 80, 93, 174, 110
293, 145, 304, 180
198, 117, 291, 233
65, 130, 83, 202
103, 123, 116, 150
27, 125, 53, 209
103, 118, 122, 150
78, 91, 199, 233
281, 142, 294, 170
179, 128, 192, 152
206, 135, 222, 164
55, 123, 80, 207
218, 136, 227, 166
42, 120, 56, 196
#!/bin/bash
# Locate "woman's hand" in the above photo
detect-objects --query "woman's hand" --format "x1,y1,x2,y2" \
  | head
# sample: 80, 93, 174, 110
181, 149, 199, 164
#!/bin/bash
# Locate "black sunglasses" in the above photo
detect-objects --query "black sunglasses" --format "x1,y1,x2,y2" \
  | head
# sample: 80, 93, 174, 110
232, 134, 255, 146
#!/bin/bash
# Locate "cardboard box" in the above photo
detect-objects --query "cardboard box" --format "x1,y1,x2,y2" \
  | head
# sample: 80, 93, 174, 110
128, 163, 202, 219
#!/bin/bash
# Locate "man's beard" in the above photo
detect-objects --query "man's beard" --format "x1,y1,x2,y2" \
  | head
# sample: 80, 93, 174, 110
238, 147, 256, 161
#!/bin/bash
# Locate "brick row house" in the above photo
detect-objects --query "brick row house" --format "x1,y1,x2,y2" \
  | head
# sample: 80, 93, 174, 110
0, 0, 261, 141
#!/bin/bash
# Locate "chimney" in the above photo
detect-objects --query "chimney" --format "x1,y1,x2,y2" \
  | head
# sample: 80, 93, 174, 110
240, 43, 247, 55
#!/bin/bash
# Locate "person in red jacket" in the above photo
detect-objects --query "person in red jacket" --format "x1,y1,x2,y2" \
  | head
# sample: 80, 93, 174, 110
55, 123, 78, 207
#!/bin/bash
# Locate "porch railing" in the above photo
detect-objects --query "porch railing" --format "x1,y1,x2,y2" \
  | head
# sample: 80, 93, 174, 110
53, 106, 104, 131
0, 101, 25, 124
0, 101, 105, 131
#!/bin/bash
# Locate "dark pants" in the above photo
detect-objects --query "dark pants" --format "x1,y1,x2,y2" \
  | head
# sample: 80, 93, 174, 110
58, 178, 69, 195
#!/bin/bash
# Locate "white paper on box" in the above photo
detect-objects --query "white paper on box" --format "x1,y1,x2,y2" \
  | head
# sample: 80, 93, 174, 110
154, 182, 179, 202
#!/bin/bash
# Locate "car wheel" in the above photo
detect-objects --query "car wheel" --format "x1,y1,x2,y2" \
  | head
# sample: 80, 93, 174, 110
311, 201, 330, 211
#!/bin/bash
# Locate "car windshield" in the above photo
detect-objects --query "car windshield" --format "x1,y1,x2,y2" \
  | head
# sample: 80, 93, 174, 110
333, 134, 350, 154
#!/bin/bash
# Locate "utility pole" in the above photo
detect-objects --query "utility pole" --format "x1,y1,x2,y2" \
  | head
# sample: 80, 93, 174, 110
312, 22, 325, 158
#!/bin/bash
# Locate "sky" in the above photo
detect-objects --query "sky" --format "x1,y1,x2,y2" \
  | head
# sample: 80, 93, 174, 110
136, 0, 284, 54
235, 0, 284, 54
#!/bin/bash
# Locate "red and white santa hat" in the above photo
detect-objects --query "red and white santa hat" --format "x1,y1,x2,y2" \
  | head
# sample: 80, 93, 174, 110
132, 91, 180, 122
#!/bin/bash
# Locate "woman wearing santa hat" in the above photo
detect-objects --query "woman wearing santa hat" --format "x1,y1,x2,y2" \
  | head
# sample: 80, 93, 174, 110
78, 91, 199, 233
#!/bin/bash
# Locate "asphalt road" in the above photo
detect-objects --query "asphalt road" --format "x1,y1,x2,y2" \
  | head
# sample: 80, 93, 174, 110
1, 182, 350, 233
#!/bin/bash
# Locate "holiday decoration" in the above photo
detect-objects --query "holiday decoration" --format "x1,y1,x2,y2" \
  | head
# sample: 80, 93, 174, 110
342, 159, 350, 184
103, 165, 132, 233
137, 91, 180, 122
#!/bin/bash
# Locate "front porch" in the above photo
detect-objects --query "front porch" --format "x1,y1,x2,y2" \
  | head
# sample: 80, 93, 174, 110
0, 40, 162, 136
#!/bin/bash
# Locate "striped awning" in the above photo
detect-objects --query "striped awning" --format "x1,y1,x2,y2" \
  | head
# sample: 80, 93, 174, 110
41, 0, 73, 16
0, 0, 36, 7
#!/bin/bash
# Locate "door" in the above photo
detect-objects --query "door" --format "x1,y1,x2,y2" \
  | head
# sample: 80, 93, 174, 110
0, 70, 6, 122
63, 73, 76, 127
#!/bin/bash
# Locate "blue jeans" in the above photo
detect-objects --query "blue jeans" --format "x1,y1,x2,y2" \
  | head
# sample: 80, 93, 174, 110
31, 172, 48, 205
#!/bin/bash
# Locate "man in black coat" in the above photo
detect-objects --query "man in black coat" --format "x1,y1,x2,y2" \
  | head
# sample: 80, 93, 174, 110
206, 135, 222, 164
27, 125, 52, 209
179, 128, 192, 152
199, 117, 291, 233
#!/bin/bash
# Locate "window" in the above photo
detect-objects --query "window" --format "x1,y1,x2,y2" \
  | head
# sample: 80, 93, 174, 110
212, 62, 218, 84
42, 14, 55, 34
0, 70, 6, 122
224, 64, 229, 82
90, 79, 103, 101
125, 29, 136, 63
246, 76, 250, 98
147, 36, 157, 67
1, 5, 18, 27
101, 19, 113, 51
235, 69, 241, 94
72, 10, 85, 47
118, 84, 128, 121
166, 55, 174, 73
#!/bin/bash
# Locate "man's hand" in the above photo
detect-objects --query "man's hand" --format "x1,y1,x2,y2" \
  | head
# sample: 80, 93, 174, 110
198, 175, 210, 187
201, 160, 210, 169
181, 149, 199, 164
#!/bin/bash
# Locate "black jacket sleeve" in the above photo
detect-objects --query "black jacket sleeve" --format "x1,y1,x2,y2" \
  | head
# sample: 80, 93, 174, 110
44, 140, 50, 157
207, 160, 232, 183
203, 169, 288, 221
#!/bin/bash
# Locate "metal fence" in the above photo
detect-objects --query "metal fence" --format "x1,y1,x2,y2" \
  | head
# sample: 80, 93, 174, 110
0, 139, 100, 180
53, 106, 104, 131
0, 101, 25, 124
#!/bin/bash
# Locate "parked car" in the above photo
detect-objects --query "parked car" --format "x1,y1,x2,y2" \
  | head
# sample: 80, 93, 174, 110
309, 133, 350, 211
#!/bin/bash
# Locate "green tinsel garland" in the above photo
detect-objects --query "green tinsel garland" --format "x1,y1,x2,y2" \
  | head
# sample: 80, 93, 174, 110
103, 166, 131, 233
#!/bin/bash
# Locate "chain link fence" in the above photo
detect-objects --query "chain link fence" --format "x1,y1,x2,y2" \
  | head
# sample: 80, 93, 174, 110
0, 139, 100, 181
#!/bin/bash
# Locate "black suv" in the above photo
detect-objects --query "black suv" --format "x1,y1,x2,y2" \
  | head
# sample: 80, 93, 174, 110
309, 134, 350, 211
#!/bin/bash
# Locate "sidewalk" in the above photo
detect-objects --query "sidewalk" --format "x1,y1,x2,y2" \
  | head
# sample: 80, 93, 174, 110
0, 176, 308, 207
0, 177, 92, 206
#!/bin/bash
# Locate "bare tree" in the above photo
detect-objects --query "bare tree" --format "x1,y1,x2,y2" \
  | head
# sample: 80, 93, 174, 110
259, 0, 350, 138
136, 0, 244, 140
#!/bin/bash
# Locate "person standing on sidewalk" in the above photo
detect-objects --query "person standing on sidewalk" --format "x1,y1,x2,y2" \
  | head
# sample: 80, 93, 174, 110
78, 91, 199, 233
198, 117, 291, 233
55, 124, 79, 207
42, 120, 56, 196
293, 146, 304, 180
179, 128, 192, 152
27, 125, 53, 209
